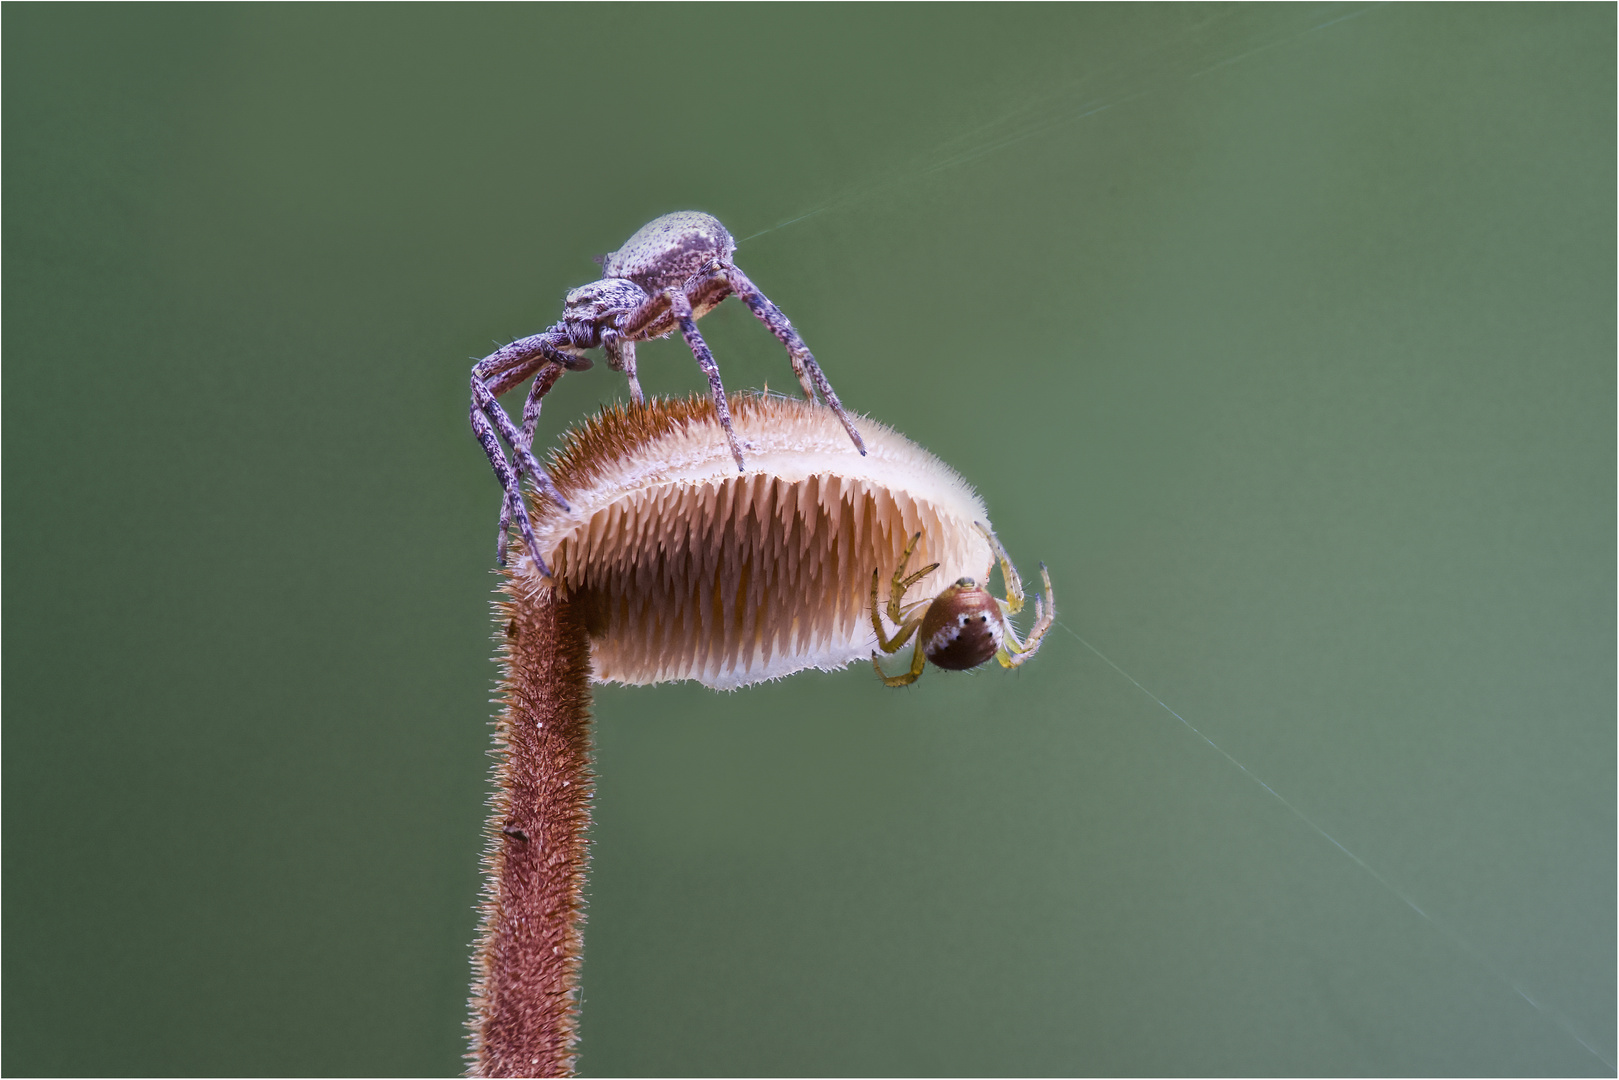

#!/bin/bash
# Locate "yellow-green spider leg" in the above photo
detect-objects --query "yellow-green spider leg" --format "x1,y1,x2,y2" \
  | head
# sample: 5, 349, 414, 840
886, 532, 939, 625
873, 636, 929, 686
871, 537, 938, 686
997, 563, 1056, 668
976, 521, 1026, 615
870, 569, 927, 654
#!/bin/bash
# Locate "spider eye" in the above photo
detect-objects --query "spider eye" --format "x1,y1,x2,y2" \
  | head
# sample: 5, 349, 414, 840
956, 577, 975, 588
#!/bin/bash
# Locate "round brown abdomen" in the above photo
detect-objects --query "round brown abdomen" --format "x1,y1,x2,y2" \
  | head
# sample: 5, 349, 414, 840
919, 585, 1002, 671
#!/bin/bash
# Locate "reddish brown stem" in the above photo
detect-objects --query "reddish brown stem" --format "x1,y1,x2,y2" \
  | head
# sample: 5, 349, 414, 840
468, 584, 594, 1078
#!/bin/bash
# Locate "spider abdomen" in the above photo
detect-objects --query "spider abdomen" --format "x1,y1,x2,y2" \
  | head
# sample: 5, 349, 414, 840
602, 211, 736, 293
919, 582, 1004, 671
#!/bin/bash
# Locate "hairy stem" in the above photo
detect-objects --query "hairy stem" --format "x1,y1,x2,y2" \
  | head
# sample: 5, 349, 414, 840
468, 582, 594, 1078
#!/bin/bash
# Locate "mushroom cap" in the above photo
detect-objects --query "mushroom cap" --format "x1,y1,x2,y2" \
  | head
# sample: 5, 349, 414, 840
519, 394, 995, 690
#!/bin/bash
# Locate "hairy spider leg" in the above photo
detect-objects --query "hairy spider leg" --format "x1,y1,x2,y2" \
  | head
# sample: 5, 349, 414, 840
471, 331, 582, 567
615, 287, 748, 470
872, 636, 930, 687
476, 328, 593, 383
471, 377, 551, 490
994, 563, 1055, 668
473, 329, 587, 477
869, 568, 930, 687
720, 266, 867, 457
470, 402, 547, 575
1003, 566, 1055, 667
970, 520, 1055, 665
869, 532, 942, 687
470, 364, 570, 520
602, 333, 642, 404
518, 360, 567, 449
493, 360, 568, 565
615, 287, 677, 338
682, 262, 865, 457
492, 499, 513, 567
884, 531, 940, 627
677, 314, 746, 470
976, 521, 1027, 616
474, 356, 549, 568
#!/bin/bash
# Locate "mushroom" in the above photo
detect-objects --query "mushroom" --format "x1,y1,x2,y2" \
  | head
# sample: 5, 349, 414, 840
468, 394, 1031, 1077
523, 392, 996, 688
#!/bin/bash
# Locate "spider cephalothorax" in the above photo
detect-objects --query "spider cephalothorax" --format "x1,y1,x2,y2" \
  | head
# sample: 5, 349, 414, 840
469, 211, 867, 570
871, 525, 1055, 687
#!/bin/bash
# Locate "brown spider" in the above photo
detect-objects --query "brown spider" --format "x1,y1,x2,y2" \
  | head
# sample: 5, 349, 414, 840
871, 525, 1055, 687
469, 211, 867, 569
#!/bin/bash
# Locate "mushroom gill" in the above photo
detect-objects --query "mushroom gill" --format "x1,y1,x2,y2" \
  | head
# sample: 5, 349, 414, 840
519, 394, 995, 690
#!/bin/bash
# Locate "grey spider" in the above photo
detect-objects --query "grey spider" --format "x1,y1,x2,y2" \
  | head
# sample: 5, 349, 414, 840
469, 211, 867, 570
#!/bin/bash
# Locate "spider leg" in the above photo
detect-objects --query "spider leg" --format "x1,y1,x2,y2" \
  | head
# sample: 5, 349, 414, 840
894, 566, 939, 621
496, 488, 513, 566
490, 360, 568, 566
473, 330, 582, 472
613, 286, 747, 468
470, 331, 578, 568
722, 266, 866, 457
997, 563, 1055, 668
479, 362, 537, 566
474, 329, 593, 383
975, 522, 1026, 615
603, 333, 642, 405
685, 265, 732, 319
478, 355, 548, 566
674, 309, 746, 470
870, 568, 928, 653
469, 400, 549, 576
889, 530, 921, 582
872, 637, 929, 687
518, 361, 566, 452
609, 292, 674, 405
615, 286, 747, 466
616, 289, 677, 339
886, 532, 940, 626
471, 372, 568, 511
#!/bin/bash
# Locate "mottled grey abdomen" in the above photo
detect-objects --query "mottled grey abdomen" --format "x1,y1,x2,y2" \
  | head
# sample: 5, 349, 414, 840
602, 211, 736, 293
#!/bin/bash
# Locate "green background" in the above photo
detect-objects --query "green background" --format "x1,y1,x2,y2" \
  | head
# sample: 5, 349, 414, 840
5, 5, 1613, 1075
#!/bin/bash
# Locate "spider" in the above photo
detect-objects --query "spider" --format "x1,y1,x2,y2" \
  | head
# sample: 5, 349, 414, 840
870, 525, 1055, 687
469, 211, 867, 570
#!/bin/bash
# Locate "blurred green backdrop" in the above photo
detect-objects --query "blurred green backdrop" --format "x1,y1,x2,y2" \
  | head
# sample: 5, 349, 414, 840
5, 5, 1612, 1076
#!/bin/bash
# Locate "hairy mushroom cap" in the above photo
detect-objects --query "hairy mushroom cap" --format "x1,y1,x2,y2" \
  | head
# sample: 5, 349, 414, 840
516, 394, 995, 690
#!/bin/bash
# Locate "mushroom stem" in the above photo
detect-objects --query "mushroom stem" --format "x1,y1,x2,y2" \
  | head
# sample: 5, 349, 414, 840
467, 584, 593, 1078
